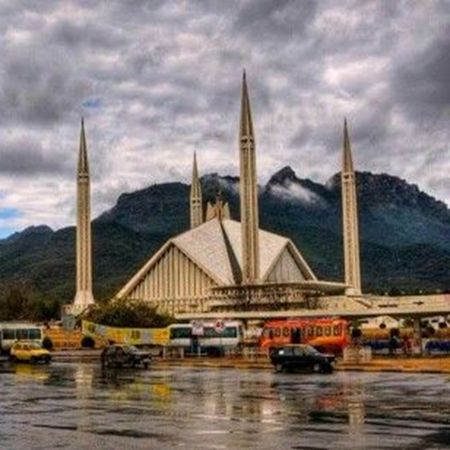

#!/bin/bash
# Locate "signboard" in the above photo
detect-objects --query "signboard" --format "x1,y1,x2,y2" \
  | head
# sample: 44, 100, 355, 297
191, 320, 204, 336
62, 314, 76, 331
214, 319, 225, 334
81, 321, 170, 346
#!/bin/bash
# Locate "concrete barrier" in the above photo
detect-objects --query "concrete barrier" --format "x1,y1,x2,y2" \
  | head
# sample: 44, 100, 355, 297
343, 345, 372, 364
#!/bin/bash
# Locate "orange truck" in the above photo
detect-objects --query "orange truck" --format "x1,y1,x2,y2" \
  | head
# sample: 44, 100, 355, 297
259, 318, 349, 355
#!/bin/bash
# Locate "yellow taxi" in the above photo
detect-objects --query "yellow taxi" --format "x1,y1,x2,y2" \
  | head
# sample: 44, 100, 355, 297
9, 341, 51, 364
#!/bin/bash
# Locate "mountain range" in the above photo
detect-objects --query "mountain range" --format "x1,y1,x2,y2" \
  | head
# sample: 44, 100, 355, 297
1, 166, 450, 305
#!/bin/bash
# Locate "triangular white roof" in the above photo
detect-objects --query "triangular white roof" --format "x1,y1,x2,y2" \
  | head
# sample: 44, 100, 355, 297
173, 219, 235, 284
117, 218, 316, 299
174, 219, 310, 284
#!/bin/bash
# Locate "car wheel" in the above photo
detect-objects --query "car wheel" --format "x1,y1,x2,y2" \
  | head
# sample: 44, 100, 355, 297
275, 363, 284, 373
313, 364, 320, 373
320, 365, 333, 374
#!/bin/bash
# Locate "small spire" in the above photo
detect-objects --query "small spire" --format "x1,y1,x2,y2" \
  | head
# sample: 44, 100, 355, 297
343, 117, 354, 173
240, 69, 254, 140
190, 151, 203, 228
78, 118, 89, 175
191, 151, 201, 198
193, 151, 199, 181
216, 189, 223, 220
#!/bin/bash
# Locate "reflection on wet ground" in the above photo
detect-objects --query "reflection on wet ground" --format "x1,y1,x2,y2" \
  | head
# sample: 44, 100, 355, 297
0, 363, 449, 449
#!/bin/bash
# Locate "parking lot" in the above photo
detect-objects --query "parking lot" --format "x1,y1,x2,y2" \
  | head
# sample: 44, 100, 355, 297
0, 362, 449, 449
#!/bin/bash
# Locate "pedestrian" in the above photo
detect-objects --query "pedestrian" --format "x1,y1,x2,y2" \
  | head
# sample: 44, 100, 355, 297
388, 335, 397, 356
402, 335, 411, 357
291, 328, 301, 344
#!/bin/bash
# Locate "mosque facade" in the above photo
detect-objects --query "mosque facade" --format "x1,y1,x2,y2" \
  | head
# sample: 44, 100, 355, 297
114, 73, 357, 315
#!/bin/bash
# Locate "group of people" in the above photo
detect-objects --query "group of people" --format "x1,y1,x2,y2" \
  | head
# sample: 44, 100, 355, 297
388, 335, 413, 356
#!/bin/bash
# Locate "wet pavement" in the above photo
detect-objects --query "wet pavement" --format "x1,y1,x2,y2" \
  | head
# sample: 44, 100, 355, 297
0, 363, 449, 450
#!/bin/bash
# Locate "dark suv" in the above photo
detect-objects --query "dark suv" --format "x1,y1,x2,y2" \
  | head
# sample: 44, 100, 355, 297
101, 344, 152, 369
270, 344, 334, 373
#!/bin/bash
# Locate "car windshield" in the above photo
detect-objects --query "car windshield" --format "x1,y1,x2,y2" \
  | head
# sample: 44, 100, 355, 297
303, 345, 320, 355
29, 342, 42, 349
122, 345, 139, 353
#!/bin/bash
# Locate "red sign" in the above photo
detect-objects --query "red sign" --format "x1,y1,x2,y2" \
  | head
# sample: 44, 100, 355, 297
214, 320, 225, 334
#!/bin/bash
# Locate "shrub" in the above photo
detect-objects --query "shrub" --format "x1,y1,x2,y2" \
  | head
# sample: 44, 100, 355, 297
84, 298, 175, 328
42, 336, 53, 350
81, 336, 96, 348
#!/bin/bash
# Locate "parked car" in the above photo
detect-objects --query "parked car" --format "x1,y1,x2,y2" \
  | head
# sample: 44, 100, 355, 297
101, 344, 152, 369
270, 344, 334, 373
9, 341, 51, 364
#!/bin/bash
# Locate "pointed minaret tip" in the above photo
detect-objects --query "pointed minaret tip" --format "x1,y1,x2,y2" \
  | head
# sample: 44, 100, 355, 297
240, 69, 254, 140
343, 118, 354, 173
190, 150, 203, 228
78, 118, 89, 175
192, 151, 199, 181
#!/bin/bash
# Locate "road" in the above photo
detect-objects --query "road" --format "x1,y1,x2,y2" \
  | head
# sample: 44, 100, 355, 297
0, 362, 449, 449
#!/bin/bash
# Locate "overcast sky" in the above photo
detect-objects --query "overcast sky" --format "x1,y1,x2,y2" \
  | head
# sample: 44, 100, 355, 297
0, 0, 449, 238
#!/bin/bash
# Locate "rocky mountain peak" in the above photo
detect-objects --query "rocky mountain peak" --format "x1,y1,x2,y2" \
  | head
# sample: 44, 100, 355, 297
267, 166, 298, 185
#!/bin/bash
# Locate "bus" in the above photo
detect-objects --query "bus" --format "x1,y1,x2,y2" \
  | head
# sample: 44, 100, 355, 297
169, 321, 243, 354
259, 318, 349, 355
80, 320, 244, 355
0, 323, 45, 353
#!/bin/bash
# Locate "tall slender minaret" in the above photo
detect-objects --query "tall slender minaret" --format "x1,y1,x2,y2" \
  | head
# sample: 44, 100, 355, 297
73, 119, 95, 310
341, 119, 362, 295
190, 152, 203, 229
239, 71, 260, 284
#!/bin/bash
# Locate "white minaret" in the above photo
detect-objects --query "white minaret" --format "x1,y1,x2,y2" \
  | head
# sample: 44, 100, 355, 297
239, 71, 260, 284
73, 119, 95, 311
190, 152, 203, 229
341, 119, 362, 295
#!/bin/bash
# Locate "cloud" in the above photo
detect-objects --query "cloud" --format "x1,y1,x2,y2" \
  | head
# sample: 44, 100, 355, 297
0, 136, 70, 175
0, 0, 449, 236
391, 27, 450, 118
270, 182, 322, 205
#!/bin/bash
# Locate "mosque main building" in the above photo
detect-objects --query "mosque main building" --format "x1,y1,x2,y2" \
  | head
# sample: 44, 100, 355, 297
113, 73, 360, 316
70, 73, 450, 322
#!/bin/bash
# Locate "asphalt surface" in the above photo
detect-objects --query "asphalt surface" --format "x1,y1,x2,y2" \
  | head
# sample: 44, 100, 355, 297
0, 362, 449, 450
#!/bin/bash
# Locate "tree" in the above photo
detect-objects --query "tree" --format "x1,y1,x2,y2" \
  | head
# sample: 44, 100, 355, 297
0, 283, 35, 321
84, 297, 174, 328
0, 282, 61, 322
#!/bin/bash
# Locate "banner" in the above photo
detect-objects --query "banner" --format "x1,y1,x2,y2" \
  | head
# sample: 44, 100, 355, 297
82, 321, 170, 346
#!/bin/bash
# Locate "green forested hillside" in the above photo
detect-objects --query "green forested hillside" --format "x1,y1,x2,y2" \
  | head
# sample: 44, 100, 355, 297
1, 167, 450, 312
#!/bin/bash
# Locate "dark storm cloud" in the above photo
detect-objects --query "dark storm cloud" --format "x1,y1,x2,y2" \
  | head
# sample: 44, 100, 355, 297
392, 26, 450, 118
0, 138, 69, 175
234, 0, 317, 40
0, 45, 92, 126
47, 20, 127, 51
